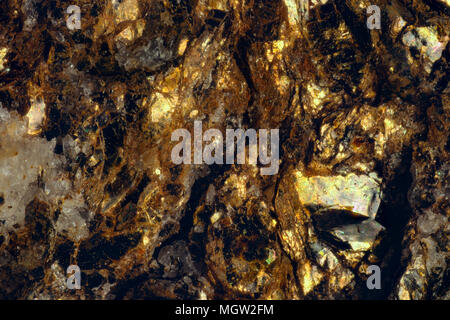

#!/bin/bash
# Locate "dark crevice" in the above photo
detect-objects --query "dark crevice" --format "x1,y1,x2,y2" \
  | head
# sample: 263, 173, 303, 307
362, 148, 414, 299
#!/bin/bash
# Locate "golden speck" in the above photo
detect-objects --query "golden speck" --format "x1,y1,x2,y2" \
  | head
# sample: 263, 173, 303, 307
178, 39, 189, 56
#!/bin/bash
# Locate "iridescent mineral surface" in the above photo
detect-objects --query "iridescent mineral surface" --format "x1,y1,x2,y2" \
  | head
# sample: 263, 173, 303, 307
0, 0, 448, 300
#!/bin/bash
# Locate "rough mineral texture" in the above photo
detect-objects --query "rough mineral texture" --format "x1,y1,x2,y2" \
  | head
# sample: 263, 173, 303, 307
0, 0, 448, 299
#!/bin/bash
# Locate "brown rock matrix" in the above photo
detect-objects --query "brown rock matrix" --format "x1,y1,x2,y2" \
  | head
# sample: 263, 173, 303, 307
0, 0, 448, 299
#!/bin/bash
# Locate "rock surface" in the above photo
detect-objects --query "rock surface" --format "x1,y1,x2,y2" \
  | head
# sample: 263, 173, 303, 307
0, 0, 448, 299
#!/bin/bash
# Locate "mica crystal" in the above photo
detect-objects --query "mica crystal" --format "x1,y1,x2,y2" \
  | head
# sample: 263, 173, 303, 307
295, 171, 381, 218
0, 0, 448, 300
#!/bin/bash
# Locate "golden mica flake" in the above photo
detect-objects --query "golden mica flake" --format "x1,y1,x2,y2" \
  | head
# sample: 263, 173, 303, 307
331, 220, 384, 251
402, 27, 448, 73
295, 171, 382, 218
115, 19, 146, 43
113, 0, 140, 24
0, 47, 8, 71
150, 93, 175, 123
26, 98, 46, 135
178, 39, 189, 56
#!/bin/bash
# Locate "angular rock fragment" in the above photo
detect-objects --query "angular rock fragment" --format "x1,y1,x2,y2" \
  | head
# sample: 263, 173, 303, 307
330, 220, 384, 252
295, 172, 382, 219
